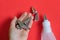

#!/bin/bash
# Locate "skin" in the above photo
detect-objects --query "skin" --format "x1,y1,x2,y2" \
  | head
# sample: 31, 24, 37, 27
9, 12, 33, 40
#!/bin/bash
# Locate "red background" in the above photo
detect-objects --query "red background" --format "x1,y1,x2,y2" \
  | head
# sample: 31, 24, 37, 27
0, 0, 60, 40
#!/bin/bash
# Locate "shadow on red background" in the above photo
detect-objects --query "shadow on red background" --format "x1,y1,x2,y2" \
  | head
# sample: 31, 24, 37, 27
0, 17, 11, 40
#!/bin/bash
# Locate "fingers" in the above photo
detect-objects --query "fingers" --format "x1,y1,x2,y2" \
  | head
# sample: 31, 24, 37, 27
22, 13, 31, 22
28, 15, 34, 29
18, 12, 33, 31
10, 16, 17, 27
25, 13, 32, 19
23, 13, 33, 32
18, 12, 27, 21
25, 15, 33, 32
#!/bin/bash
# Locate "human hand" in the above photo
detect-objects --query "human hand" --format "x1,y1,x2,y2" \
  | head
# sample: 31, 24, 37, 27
9, 12, 33, 40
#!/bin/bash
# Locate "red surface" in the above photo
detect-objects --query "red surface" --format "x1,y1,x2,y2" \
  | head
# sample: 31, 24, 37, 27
0, 0, 60, 40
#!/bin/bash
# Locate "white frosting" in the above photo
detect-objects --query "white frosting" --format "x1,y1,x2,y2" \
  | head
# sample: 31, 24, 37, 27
42, 20, 52, 33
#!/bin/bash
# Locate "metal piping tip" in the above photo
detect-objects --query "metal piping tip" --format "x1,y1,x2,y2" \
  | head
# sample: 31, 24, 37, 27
16, 18, 30, 30
44, 14, 47, 20
35, 13, 39, 21
23, 17, 31, 26
31, 7, 36, 13
31, 7, 39, 21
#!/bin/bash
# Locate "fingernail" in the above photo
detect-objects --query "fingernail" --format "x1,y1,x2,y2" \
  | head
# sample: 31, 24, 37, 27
22, 12, 27, 16
24, 12, 27, 14
29, 13, 32, 17
14, 16, 17, 19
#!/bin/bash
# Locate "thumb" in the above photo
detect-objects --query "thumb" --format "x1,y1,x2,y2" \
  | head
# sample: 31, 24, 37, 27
10, 16, 17, 29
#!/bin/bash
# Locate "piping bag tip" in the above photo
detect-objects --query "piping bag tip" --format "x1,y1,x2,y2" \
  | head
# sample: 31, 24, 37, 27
44, 14, 47, 20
